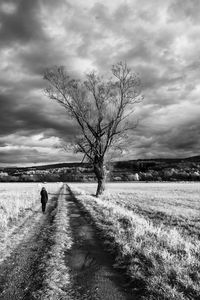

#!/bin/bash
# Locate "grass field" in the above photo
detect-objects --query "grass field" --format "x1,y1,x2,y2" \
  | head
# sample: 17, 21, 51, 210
0, 182, 62, 230
69, 182, 200, 300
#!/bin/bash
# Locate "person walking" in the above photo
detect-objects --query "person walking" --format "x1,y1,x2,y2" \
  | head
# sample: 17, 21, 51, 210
40, 187, 48, 213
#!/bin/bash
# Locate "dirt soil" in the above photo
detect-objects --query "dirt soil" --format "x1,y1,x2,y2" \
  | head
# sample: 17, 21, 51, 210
65, 186, 136, 300
0, 192, 59, 300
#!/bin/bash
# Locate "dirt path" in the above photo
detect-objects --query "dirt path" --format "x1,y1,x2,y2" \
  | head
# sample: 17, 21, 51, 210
0, 189, 60, 300
0, 185, 136, 299
65, 185, 135, 300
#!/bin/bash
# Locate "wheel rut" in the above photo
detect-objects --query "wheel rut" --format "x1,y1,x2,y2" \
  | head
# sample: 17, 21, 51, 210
65, 186, 136, 300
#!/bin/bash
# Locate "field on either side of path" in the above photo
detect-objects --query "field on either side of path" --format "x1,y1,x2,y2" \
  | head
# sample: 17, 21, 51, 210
69, 182, 200, 300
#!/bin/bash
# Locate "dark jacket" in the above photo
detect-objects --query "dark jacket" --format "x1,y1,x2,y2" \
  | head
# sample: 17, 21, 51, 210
40, 188, 48, 203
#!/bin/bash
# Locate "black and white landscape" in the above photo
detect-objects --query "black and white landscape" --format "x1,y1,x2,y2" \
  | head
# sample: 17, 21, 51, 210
0, 1, 200, 299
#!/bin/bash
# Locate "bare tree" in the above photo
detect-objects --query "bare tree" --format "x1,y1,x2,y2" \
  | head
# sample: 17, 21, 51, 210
44, 62, 142, 196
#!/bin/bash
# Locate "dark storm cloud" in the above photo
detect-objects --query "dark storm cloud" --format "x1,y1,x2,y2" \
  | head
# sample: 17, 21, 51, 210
0, 147, 79, 166
15, 103, 79, 139
0, 0, 46, 47
0, 0, 200, 166
131, 100, 200, 159
0, 147, 45, 165
0, 94, 23, 136
0, 92, 79, 138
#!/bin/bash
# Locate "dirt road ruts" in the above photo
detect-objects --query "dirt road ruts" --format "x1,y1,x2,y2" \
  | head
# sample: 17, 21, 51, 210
0, 188, 61, 300
65, 185, 136, 300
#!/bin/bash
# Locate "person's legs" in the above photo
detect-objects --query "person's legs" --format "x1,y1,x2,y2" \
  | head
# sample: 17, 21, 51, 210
42, 202, 46, 213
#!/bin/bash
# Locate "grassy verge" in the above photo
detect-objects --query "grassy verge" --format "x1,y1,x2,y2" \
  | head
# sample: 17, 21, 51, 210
69, 186, 200, 300
37, 184, 74, 300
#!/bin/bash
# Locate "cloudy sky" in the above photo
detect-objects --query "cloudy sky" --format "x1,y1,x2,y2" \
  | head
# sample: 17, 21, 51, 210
0, 0, 200, 166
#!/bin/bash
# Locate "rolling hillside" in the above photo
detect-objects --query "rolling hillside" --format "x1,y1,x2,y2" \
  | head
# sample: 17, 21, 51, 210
0, 155, 200, 182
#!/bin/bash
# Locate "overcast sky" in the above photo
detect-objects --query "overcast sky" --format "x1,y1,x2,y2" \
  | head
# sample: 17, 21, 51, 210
0, 0, 200, 166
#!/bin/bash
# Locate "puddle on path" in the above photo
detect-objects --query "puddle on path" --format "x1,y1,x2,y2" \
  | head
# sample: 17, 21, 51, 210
65, 198, 136, 300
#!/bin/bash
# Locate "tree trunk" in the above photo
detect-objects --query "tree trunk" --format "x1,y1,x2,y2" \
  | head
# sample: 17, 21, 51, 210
94, 159, 106, 197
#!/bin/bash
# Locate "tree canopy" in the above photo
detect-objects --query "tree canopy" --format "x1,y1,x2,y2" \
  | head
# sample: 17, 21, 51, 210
44, 62, 142, 195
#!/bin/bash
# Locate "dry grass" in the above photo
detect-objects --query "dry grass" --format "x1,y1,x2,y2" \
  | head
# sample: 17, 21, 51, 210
69, 183, 200, 299
37, 184, 73, 300
0, 182, 62, 230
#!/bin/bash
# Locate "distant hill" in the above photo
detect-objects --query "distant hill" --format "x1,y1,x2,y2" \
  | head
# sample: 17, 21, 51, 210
3, 155, 200, 172
184, 155, 200, 161
4, 162, 90, 172
1, 155, 200, 182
